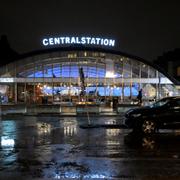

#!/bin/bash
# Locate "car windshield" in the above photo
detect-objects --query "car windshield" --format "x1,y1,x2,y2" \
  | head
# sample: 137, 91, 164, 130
150, 98, 170, 108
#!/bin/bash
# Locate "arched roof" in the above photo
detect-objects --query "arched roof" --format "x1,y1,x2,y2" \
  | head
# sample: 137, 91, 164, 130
1, 46, 178, 85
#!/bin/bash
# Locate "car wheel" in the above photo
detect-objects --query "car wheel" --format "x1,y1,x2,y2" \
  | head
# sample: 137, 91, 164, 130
142, 120, 156, 134
142, 136, 156, 150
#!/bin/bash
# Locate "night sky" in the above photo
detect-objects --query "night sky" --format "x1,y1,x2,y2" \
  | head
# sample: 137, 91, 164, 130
0, 0, 180, 61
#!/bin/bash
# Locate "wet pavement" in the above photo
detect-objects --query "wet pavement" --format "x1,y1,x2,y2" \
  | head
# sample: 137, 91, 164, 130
1, 115, 180, 179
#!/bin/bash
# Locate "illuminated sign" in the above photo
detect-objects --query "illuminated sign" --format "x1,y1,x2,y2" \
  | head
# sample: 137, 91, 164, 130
42, 37, 115, 47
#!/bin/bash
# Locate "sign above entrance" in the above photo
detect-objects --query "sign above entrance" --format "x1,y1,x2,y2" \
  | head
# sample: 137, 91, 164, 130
42, 37, 115, 47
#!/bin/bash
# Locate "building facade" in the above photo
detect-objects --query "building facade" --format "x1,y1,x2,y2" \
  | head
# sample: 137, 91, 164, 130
0, 47, 179, 105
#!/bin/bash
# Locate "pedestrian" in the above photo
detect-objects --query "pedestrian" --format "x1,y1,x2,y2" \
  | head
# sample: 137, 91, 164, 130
137, 89, 142, 105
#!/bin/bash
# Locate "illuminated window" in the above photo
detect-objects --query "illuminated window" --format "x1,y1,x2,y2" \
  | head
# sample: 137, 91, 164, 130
67, 53, 77, 58
92, 52, 99, 57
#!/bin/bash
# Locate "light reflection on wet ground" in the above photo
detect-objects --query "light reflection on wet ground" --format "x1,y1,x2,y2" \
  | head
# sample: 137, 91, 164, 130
1, 116, 180, 179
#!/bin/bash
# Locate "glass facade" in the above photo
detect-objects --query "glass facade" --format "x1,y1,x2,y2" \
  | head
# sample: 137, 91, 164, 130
0, 50, 178, 104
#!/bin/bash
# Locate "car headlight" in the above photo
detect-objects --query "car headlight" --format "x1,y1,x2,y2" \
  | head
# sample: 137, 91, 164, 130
131, 113, 142, 118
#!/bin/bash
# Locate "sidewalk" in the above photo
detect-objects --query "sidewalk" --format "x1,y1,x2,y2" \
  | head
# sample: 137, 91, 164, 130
0, 103, 139, 117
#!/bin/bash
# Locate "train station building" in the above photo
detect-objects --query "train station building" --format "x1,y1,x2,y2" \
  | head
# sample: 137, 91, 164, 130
0, 45, 179, 106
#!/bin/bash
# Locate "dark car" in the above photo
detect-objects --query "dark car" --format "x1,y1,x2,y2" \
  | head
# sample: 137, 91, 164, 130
125, 96, 180, 134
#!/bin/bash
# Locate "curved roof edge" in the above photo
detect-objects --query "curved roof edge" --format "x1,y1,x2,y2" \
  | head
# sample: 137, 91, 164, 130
2, 46, 179, 85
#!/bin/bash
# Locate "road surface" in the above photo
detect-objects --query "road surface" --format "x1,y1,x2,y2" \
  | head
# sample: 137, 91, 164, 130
0, 115, 180, 179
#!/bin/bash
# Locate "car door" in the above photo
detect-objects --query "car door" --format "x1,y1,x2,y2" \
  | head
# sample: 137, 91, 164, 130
155, 103, 171, 126
169, 100, 180, 127
162, 100, 180, 128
